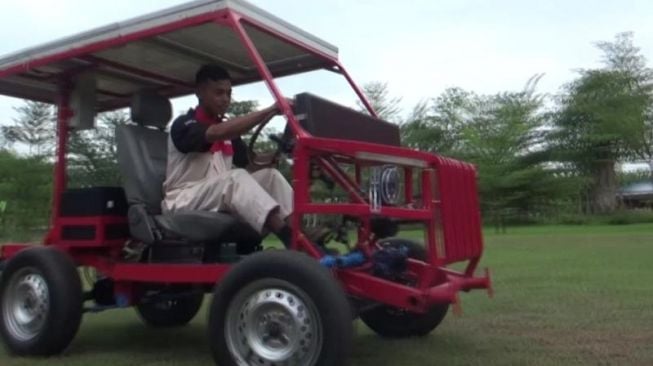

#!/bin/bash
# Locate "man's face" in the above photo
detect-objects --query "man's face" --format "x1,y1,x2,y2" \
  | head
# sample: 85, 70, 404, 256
197, 79, 232, 118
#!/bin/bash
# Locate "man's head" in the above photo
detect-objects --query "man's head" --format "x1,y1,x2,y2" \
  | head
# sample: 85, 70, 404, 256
195, 64, 232, 118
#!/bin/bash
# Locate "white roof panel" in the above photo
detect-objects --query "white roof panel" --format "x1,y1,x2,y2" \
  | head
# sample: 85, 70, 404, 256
0, 0, 339, 110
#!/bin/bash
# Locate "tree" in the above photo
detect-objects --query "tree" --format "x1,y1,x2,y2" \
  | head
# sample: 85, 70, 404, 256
67, 111, 129, 187
227, 100, 259, 118
0, 150, 52, 239
1, 101, 56, 157
598, 32, 653, 180
401, 87, 474, 156
357, 82, 403, 123
461, 81, 573, 228
552, 33, 652, 213
401, 77, 574, 229
0, 131, 7, 150
640, 112, 653, 178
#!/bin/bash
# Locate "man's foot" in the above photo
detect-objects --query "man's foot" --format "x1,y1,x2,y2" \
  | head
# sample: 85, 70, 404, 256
122, 240, 147, 261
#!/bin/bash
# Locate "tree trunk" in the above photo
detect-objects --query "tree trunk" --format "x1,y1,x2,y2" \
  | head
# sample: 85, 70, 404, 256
649, 160, 653, 181
590, 160, 618, 214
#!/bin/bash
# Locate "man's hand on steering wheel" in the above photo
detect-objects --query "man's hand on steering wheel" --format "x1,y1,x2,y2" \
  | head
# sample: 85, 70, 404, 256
247, 96, 295, 170
273, 97, 294, 114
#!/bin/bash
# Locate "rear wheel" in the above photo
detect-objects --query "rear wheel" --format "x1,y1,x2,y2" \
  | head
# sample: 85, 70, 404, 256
209, 250, 352, 366
0, 247, 83, 355
136, 292, 204, 327
360, 238, 449, 338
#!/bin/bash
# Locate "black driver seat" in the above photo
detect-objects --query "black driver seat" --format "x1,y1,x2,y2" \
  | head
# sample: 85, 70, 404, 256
115, 92, 261, 261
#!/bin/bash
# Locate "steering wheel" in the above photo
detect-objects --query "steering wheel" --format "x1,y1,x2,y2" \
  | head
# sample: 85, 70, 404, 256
247, 117, 294, 169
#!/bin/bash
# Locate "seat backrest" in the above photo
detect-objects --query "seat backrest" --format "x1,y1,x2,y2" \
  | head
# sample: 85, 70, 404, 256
116, 92, 172, 214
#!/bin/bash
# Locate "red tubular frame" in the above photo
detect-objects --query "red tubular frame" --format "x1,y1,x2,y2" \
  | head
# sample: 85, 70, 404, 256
0, 8, 491, 312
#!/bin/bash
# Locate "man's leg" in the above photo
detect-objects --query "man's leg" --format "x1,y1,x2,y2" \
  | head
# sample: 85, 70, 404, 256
171, 168, 294, 247
250, 168, 293, 219
264, 208, 292, 248
251, 168, 333, 248
209, 169, 293, 247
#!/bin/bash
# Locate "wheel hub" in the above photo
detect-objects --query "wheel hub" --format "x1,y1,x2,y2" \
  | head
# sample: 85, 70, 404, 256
3, 269, 49, 341
227, 286, 322, 366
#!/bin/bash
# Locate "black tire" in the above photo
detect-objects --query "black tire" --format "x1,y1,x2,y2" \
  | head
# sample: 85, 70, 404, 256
209, 250, 353, 366
360, 238, 449, 338
0, 247, 82, 356
136, 292, 204, 327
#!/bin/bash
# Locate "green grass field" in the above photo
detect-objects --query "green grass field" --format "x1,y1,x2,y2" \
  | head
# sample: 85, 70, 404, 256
1, 224, 652, 365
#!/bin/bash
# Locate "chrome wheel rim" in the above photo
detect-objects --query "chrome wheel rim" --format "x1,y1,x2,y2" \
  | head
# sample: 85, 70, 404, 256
225, 280, 323, 366
2, 268, 49, 341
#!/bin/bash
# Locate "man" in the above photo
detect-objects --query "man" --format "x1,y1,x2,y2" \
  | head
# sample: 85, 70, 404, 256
162, 64, 294, 247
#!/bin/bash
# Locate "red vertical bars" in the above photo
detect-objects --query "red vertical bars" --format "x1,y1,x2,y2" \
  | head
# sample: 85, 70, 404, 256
46, 81, 73, 245
435, 158, 483, 264
421, 169, 438, 265
404, 167, 413, 206
291, 142, 310, 250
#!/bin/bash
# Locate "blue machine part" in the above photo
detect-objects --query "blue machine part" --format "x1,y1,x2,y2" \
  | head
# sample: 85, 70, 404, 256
115, 293, 130, 308
372, 243, 409, 279
320, 251, 366, 268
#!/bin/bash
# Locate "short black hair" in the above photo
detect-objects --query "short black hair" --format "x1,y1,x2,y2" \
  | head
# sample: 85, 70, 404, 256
195, 64, 231, 85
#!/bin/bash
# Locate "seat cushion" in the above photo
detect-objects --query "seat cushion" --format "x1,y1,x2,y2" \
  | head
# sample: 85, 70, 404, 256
154, 210, 261, 252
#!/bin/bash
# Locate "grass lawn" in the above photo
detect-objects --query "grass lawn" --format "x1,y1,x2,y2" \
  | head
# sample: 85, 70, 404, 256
1, 223, 652, 365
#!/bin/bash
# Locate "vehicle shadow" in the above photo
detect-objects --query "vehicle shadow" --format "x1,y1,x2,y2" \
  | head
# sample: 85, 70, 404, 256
65, 315, 479, 366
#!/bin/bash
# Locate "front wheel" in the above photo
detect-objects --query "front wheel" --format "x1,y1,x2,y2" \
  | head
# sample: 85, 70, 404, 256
208, 250, 352, 366
360, 238, 449, 338
0, 247, 83, 355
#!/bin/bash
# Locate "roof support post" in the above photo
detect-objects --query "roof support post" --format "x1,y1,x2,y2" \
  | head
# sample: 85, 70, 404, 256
334, 62, 378, 118
223, 11, 307, 138
45, 79, 73, 244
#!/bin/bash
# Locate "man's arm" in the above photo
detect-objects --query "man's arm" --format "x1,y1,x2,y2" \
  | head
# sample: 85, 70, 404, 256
205, 105, 277, 142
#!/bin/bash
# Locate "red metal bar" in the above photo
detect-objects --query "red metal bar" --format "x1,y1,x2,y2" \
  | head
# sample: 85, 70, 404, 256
306, 136, 437, 164
421, 169, 439, 264
56, 216, 126, 225
444, 268, 492, 294
418, 169, 438, 289
0, 245, 32, 259
226, 12, 307, 138
465, 256, 480, 277
295, 235, 325, 259
404, 167, 413, 205
51, 216, 128, 247
464, 163, 477, 258
81, 260, 231, 283
435, 158, 483, 264
45, 82, 73, 245
355, 164, 362, 186
337, 269, 460, 313
298, 204, 433, 220
291, 141, 310, 249
235, 16, 338, 66
335, 62, 378, 118
315, 157, 365, 204
337, 270, 425, 312
469, 164, 485, 262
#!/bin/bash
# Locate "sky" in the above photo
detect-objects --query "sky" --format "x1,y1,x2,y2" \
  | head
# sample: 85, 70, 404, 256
0, 0, 652, 167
